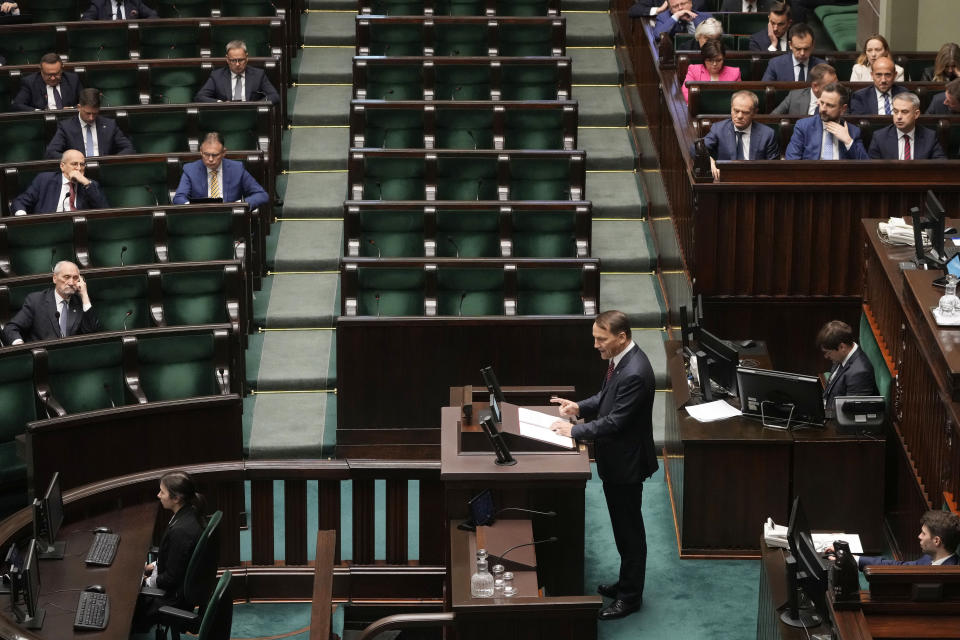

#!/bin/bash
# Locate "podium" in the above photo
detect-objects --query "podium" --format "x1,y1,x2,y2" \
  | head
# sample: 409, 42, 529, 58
440, 394, 592, 597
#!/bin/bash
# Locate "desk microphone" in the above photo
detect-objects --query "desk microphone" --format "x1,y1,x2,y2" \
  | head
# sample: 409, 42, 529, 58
494, 508, 556, 518
49, 247, 57, 270
490, 537, 558, 565
475, 179, 483, 201
42, 392, 55, 419
374, 292, 381, 317
216, 367, 228, 392
119, 245, 128, 267
121, 309, 132, 330
102, 383, 116, 408
458, 291, 466, 316
54, 311, 62, 337
368, 238, 381, 258
466, 129, 478, 150
447, 235, 460, 258
144, 185, 159, 206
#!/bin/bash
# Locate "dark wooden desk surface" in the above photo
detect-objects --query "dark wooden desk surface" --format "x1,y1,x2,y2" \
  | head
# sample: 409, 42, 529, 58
13, 502, 156, 639
757, 538, 834, 640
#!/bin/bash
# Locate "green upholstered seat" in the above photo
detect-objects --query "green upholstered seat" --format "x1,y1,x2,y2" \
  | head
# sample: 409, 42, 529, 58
87, 213, 156, 268
434, 23, 487, 56
6, 219, 76, 277
859, 313, 892, 404
161, 270, 229, 326
689, 87, 758, 116
97, 160, 169, 208
362, 156, 426, 200
140, 24, 202, 59
356, 267, 423, 315
364, 109, 425, 149
220, 0, 274, 17
211, 25, 273, 57
436, 108, 493, 149
47, 340, 126, 413
68, 27, 130, 62
815, 4, 858, 51
435, 65, 491, 100
436, 209, 498, 257
435, 0, 483, 15
495, 0, 548, 16
437, 267, 503, 315
90, 273, 150, 331
85, 68, 139, 109
359, 210, 424, 257
127, 110, 190, 154
436, 156, 497, 200
517, 267, 582, 315
513, 209, 576, 257
166, 211, 236, 263
0, 115, 45, 164
367, 23, 424, 56
365, 64, 424, 100
5, 281, 48, 311
151, 66, 208, 104
501, 65, 559, 100
498, 23, 555, 57
197, 108, 260, 152
504, 109, 564, 150
0, 30, 57, 68
509, 157, 572, 200
726, 13, 768, 36
369, 0, 425, 14
137, 332, 217, 401
0, 352, 36, 449
154, 0, 209, 18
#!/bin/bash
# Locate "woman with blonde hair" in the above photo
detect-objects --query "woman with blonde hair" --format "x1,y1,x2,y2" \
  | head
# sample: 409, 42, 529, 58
850, 34, 904, 82
921, 43, 960, 82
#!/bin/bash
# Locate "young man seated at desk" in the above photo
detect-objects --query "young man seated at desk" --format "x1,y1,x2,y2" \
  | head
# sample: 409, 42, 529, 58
829, 510, 960, 569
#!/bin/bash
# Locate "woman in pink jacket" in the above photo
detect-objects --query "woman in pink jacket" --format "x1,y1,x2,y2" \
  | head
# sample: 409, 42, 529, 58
682, 40, 741, 102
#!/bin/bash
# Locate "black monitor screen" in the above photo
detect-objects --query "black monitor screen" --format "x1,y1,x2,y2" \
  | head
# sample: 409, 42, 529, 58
22, 540, 39, 619
480, 366, 505, 423
468, 489, 495, 527
696, 328, 739, 396
736, 367, 824, 428
43, 473, 63, 547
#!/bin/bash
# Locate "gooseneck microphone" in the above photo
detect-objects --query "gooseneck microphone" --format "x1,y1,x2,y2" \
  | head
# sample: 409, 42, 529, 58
144, 185, 159, 206
49, 247, 57, 270
102, 383, 116, 408
374, 292, 381, 317
119, 245, 128, 266
494, 507, 557, 518
493, 537, 559, 564
447, 235, 461, 258
458, 291, 467, 316
368, 238, 381, 258
216, 367, 228, 392
122, 309, 132, 331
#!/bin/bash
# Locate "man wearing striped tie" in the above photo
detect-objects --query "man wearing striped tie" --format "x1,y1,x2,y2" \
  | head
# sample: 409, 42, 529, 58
172, 132, 269, 209
11, 149, 110, 215
849, 56, 908, 116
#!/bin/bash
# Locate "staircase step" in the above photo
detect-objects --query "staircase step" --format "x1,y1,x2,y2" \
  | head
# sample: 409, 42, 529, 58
247, 391, 337, 458
570, 48, 621, 84
289, 85, 353, 125
302, 11, 357, 46
579, 127, 636, 170
269, 220, 344, 271
574, 85, 626, 126
593, 219, 656, 271
586, 171, 646, 218
599, 273, 665, 327
254, 329, 337, 390
633, 329, 668, 389
262, 273, 340, 328
295, 47, 355, 84
277, 171, 347, 218
565, 12, 614, 47
282, 127, 350, 170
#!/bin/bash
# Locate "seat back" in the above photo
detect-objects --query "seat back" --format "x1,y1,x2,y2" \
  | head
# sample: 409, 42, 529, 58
183, 510, 222, 612
5, 219, 76, 277
197, 570, 233, 640
859, 313, 892, 405
137, 331, 218, 401
47, 340, 126, 413
0, 351, 36, 446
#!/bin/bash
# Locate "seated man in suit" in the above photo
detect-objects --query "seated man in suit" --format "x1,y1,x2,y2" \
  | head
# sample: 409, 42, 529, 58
749, 1, 791, 52
849, 56, 907, 116
627, 0, 704, 19
785, 83, 868, 160
855, 511, 959, 568
721, 0, 768, 10
652, 0, 712, 39
194, 40, 280, 105
12, 149, 110, 215
817, 320, 877, 417
45, 88, 136, 158
868, 92, 946, 160
81, 0, 157, 19
702, 90, 779, 180
926, 77, 960, 115
2, 260, 102, 345
771, 63, 836, 115
173, 131, 269, 209
11, 53, 84, 112
761, 23, 825, 82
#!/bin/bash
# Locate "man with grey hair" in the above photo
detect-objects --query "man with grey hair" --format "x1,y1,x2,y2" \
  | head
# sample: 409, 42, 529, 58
3, 261, 102, 345
194, 40, 280, 104
702, 90, 779, 180
868, 92, 945, 160
11, 149, 109, 215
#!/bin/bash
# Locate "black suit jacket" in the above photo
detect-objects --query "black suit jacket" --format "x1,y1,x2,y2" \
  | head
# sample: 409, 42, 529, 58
572, 344, 657, 485
11, 171, 110, 215
11, 72, 83, 112
749, 30, 788, 52
194, 66, 280, 105
867, 124, 946, 160
2, 288, 102, 344
849, 84, 908, 116
720, 0, 769, 10
45, 115, 136, 158
823, 347, 878, 415
81, 0, 157, 20
155, 506, 204, 602
628, 0, 705, 18
926, 92, 958, 115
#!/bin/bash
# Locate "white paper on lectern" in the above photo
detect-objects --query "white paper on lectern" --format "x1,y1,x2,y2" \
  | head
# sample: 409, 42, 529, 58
517, 407, 575, 449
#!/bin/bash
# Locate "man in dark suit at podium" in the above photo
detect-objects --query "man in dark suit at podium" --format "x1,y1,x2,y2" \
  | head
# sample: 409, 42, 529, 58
817, 320, 877, 417
550, 310, 657, 621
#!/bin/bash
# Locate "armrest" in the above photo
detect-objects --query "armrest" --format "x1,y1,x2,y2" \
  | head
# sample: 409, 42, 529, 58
157, 605, 199, 625
140, 586, 166, 598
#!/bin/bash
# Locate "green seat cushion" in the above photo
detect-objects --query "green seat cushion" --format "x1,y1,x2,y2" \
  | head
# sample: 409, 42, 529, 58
510, 157, 575, 200
7, 220, 76, 277
371, 0, 425, 14
435, 23, 486, 56
815, 4, 858, 52
365, 64, 425, 100
436, 109, 492, 149
166, 212, 236, 262
91, 273, 150, 331
0, 117, 45, 163
365, 109, 425, 148
517, 267, 582, 315
162, 270, 228, 326
127, 111, 190, 154
362, 156, 425, 199
436, 157, 497, 200
369, 23, 424, 56
437, 267, 503, 315
211, 26, 272, 57
356, 267, 423, 315
494, 0, 547, 15
84, 69, 139, 108
97, 161, 169, 207
68, 27, 129, 62
435, 0, 483, 15
499, 24, 554, 57
435, 65, 491, 100
501, 65, 559, 100
47, 342, 125, 413
87, 214, 156, 267
0, 31, 57, 67
358, 210, 424, 256
137, 332, 217, 401
140, 25, 202, 58
0, 352, 36, 443
151, 67, 208, 104
504, 109, 564, 150
436, 209, 498, 257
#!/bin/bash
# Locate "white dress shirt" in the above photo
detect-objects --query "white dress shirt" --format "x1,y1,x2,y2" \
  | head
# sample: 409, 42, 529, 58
873, 88, 892, 115
807, 91, 818, 115
767, 35, 787, 52
57, 175, 74, 212
46, 84, 61, 110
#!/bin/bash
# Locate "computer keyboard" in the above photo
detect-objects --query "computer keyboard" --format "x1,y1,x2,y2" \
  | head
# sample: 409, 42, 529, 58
84, 532, 120, 566
74, 591, 110, 631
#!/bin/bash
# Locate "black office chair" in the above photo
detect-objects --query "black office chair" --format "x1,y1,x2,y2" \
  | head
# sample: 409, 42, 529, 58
159, 570, 233, 640
142, 510, 222, 640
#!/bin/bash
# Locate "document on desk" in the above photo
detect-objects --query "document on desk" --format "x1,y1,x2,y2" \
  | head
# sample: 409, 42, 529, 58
685, 400, 742, 422
517, 407, 576, 449
812, 533, 863, 554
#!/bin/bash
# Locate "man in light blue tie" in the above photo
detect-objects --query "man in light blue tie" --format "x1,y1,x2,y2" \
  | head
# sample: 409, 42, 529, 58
2, 261, 103, 345
785, 83, 868, 160
45, 88, 136, 159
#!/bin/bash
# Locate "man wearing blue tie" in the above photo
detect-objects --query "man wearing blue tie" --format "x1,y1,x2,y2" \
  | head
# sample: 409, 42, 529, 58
45, 88, 136, 159
701, 91, 780, 180
849, 56, 908, 116
785, 83, 869, 160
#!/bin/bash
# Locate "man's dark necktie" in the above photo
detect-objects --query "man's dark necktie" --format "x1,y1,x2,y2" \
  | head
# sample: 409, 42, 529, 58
59, 299, 69, 337
797, 63, 805, 82
68, 182, 77, 210
735, 130, 745, 160
882, 92, 891, 115
903, 134, 911, 160
233, 74, 244, 101
53, 86, 63, 109
115, 1, 123, 19
605, 361, 614, 383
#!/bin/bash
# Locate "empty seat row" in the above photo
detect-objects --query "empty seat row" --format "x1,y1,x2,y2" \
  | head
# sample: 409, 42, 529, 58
341, 257, 598, 316
358, 0, 558, 17
353, 56, 571, 100
351, 99, 577, 150
344, 201, 590, 259
348, 149, 586, 201
357, 16, 565, 57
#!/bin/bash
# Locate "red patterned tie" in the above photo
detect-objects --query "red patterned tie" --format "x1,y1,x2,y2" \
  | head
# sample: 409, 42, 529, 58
605, 361, 614, 382
68, 183, 76, 211
903, 134, 911, 160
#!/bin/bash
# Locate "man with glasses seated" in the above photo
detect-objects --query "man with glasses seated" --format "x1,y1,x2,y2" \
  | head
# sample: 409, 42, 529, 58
11, 53, 84, 111
194, 40, 280, 105
172, 131, 269, 209
11, 149, 109, 215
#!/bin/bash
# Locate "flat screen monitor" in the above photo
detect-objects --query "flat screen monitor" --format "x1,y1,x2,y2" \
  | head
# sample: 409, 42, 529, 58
780, 497, 829, 628
480, 366, 505, 424
696, 328, 739, 397
0, 544, 22, 595
11, 539, 44, 629
737, 367, 824, 429
34, 472, 65, 560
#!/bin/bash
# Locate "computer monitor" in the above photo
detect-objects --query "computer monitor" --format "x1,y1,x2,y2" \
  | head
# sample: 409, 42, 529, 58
0, 544, 22, 595
780, 497, 829, 628
913, 190, 950, 267
695, 327, 739, 398
33, 472, 65, 560
11, 539, 45, 630
679, 305, 698, 352
480, 366, 505, 424
736, 367, 824, 429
